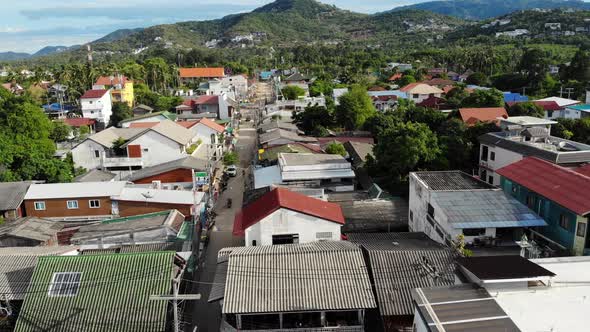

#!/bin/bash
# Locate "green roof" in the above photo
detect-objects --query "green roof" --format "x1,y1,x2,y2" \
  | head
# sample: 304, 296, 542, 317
101, 210, 173, 224
15, 252, 175, 332
567, 104, 590, 111
260, 144, 314, 162
119, 110, 177, 124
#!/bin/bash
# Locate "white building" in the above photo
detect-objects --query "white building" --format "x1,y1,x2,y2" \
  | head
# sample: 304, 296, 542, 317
408, 171, 546, 246
536, 96, 581, 119
332, 88, 348, 105
400, 83, 443, 104
80, 90, 112, 124
264, 96, 326, 116
478, 116, 590, 186
413, 255, 590, 332
206, 75, 248, 98
233, 187, 344, 246
562, 104, 590, 119
253, 153, 355, 191
72, 120, 197, 174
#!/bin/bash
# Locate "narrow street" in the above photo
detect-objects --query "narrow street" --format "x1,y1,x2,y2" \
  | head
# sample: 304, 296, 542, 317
188, 99, 259, 332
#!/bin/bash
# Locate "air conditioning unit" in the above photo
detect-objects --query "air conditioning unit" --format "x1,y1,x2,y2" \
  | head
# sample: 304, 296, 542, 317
151, 181, 162, 189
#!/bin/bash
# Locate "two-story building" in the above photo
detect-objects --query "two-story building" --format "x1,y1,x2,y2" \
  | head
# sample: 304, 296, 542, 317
72, 120, 198, 174
233, 187, 345, 246
478, 116, 590, 185
400, 83, 443, 104
179, 67, 225, 84
93, 75, 134, 107
409, 171, 546, 246
497, 157, 590, 255
176, 94, 236, 120
80, 89, 112, 124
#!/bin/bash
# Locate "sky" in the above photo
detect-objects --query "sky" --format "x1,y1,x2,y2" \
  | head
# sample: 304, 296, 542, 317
0, 0, 429, 53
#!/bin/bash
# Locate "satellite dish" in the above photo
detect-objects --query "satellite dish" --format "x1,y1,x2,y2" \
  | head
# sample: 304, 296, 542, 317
141, 191, 154, 199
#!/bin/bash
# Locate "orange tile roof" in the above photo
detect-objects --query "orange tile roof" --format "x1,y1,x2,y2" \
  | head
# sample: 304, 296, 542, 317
459, 107, 508, 126
176, 121, 200, 129
388, 73, 403, 81
400, 83, 421, 92
198, 118, 225, 133
179, 67, 225, 78
95, 75, 129, 86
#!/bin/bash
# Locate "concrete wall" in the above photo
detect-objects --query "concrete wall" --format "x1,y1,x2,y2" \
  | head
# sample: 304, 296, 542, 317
479, 144, 524, 186
244, 208, 342, 246
72, 139, 106, 171
81, 93, 112, 124
126, 130, 186, 167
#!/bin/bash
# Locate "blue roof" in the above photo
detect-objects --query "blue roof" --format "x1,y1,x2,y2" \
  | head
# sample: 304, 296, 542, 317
42, 103, 75, 112
432, 190, 547, 230
503, 92, 529, 103
260, 71, 273, 79
368, 90, 408, 99
566, 104, 590, 112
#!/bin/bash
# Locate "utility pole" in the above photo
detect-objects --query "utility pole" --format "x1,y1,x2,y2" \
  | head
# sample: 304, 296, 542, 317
150, 277, 201, 332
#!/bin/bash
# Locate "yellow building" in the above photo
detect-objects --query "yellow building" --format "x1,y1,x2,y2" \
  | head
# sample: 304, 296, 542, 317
93, 75, 134, 107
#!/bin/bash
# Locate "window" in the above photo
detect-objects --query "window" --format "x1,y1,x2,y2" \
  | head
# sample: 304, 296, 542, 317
410, 210, 414, 222
559, 214, 570, 231
547, 110, 553, 118
34, 201, 46, 210
143, 148, 149, 152
412, 93, 419, 98
490, 151, 495, 161
511, 184, 518, 194
427, 204, 435, 218
463, 228, 486, 236
48, 272, 82, 297
67, 200, 79, 209
577, 222, 587, 237
272, 234, 299, 245
89, 200, 100, 208
488, 176, 494, 184
315, 232, 332, 240
481, 145, 489, 161
94, 150, 100, 158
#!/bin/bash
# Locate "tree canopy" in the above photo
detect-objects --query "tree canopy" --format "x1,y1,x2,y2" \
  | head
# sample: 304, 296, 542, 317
109, 102, 133, 127
281, 86, 306, 100
335, 85, 376, 130
325, 142, 347, 156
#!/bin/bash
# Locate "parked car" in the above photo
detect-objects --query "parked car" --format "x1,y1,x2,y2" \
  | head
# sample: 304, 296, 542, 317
225, 165, 238, 177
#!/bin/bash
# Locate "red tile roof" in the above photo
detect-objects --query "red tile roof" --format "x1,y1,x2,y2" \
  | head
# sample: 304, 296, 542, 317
388, 73, 403, 81
417, 96, 444, 108
179, 67, 225, 78
533, 101, 562, 111
176, 121, 199, 129
368, 86, 387, 91
459, 107, 508, 126
129, 122, 158, 128
95, 75, 129, 86
574, 164, 590, 177
63, 118, 96, 127
80, 89, 109, 99
233, 188, 345, 236
195, 95, 219, 105
421, 78, 455, 86
197, 118, 225, 133
497, 157, 590, 216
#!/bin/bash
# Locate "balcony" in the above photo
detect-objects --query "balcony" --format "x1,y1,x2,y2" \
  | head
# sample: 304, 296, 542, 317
102, 156, 143, 168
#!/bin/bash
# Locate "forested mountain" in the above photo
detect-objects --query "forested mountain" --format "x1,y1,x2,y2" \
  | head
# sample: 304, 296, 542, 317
84, 0, 466, 54
393, 0, 590, 20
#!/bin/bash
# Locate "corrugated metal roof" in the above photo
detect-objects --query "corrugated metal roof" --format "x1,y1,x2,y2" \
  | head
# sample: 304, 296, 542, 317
85, 127, 147, 147
208, 257, 228, 302
14, 252, 175, 332
73, 169, 116, 182
260, 129, 318, 144
126, 156, 207, 182
413, 171, 494, 191
124, 119, 194, 146
431, 190, 547, 229
114, 187, 202, 205
0, 181, 32, 210
1, 256, 40, 300
24, 181, 127, 200
0, 217, 64, 242
497, 157, 590, 216
348, 233, 455, 316
338, 199, 408, 233
222, 241, 377, 314
79, 242, 181, 255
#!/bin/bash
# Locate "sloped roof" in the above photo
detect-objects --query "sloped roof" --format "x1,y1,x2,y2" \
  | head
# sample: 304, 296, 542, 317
259, 143, 319, 162
63, 118, 96, 127
459, 107, 508, 126
74, 169, 117, 182
194, 95, 219, 105
402, 83, 444, 94
25, 182, 127, 200
133, 104, 154, 112
532, 100, 561, 111
233, 188, 345, 236
197, 118, 225, 132
575, 164, 590, 177
348, 232, 455, 316
497, 157, 590, 216
125, 120, 194, 146
179, 67, 224, 78
71, 210, 184, 243
14, 252, 176, 332
95, 75, 129, 86
0, 217, 64, 242
115, 187, 202, 205
126, 156, 207, 181
536, 96, 580, 107
80, 89, 108, 99
259, 129, 317, 144
0, 181, 32, 210
85, 127, 147, 147
400, 82, 421, 92
220, 241, 376, 313
283, 72, 307, 81
129, 122, 158, 128
421, 78, 455, 86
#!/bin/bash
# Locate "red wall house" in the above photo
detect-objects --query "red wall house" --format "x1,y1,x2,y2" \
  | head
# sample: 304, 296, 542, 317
132, 169, 193, 185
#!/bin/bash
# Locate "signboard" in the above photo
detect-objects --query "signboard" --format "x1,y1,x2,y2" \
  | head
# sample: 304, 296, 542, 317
194, 172, 209, 186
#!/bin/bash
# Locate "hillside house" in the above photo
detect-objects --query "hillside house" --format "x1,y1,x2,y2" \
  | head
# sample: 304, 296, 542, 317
92, 75, 134, 107
233, 188, 344, 246
80, 89, 112, 124
179, 67, 225, 83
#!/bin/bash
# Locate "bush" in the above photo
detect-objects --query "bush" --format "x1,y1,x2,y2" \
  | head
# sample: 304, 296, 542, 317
186, 139, 202, 155
223, 151, 239, 166
281, 85, 306, 100
325, 142, 347, 156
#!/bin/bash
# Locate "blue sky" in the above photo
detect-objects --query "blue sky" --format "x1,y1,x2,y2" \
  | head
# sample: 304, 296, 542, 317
0, 0, 428, 53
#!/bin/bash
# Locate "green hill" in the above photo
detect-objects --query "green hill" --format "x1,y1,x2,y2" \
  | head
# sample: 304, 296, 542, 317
392, 0, 590, 20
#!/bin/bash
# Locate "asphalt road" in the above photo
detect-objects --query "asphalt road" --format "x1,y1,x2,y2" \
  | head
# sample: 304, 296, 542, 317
187, 109, 258, 332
